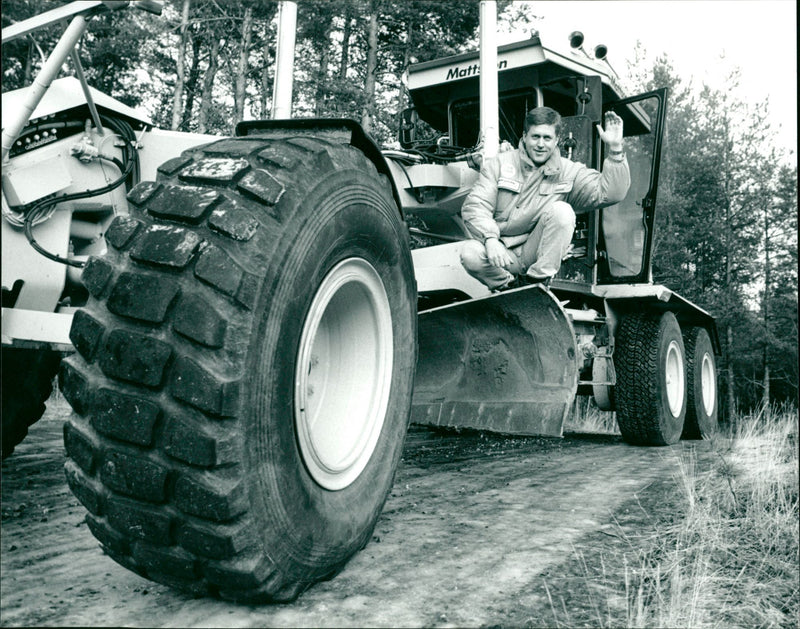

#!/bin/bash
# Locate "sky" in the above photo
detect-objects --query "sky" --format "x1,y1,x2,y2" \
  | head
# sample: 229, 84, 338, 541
498, 1, 797, 159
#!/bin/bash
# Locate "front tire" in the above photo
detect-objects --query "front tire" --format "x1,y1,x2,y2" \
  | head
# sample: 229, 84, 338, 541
61, 136, 416, 602
614, 311, 686, 446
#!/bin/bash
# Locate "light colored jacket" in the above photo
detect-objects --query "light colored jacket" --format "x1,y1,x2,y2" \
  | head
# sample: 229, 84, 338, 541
461, 140, 630, 243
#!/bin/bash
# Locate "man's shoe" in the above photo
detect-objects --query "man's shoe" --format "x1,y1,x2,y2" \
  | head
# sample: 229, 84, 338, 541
495, 275, 551, 291
523, 274, 552, 288
515, 274, 552, 289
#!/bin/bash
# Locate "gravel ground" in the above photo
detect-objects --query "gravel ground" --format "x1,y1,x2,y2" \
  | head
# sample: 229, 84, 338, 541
1, 394, 712, 627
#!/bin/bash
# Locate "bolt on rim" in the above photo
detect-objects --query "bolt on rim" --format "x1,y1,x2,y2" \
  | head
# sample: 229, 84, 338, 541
665, 340, 685, 418
700, 352, 716, 416
294, 258, 393, 491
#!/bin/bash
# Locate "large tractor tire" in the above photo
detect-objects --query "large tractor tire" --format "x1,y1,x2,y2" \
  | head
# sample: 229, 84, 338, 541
681, 326, 718, 439
2, 347, 61, 459
614, 311, 686, 446
60, 136, 417, 602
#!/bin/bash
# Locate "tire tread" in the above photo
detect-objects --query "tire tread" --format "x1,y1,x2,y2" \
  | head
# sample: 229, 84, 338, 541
63, 135, 409, 601
615, 312, 685, 446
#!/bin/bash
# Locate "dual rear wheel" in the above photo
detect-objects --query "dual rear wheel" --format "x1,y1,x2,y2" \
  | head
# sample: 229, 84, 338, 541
615, 311, 717, 446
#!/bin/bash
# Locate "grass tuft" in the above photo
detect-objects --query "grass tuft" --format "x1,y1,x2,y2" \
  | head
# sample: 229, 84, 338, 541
565, 396, 620, 435
624, 405, 799, 628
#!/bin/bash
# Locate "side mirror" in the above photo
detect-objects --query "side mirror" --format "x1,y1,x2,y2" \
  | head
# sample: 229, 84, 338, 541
398, 108, 419, 149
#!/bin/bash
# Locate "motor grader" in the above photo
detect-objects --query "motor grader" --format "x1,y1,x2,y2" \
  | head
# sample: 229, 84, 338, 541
2, 0, 719, 603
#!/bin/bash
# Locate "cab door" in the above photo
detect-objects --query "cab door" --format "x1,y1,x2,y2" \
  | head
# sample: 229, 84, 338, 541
597, 88, 668, 284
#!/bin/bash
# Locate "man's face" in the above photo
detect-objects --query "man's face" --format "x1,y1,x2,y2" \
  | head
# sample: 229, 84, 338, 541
523, 123, 558, 166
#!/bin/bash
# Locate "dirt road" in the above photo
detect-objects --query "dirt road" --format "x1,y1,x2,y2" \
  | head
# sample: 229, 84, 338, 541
1, 395, 710, 627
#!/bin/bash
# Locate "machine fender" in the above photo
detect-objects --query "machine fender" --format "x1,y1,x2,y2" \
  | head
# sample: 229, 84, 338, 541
235, 118, 402, 216
595, 284, 720, 354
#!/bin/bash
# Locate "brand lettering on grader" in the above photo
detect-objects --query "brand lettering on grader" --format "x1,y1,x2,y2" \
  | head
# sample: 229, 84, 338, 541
446, 59, 508, 81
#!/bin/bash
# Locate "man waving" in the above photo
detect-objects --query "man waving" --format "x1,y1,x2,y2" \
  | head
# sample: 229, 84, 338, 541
460, 106, 630, 289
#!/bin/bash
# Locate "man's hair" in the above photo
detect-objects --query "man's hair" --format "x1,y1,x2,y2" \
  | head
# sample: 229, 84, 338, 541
524, 107, 562, 136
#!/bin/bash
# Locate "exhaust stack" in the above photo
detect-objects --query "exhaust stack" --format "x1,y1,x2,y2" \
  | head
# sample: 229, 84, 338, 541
479, 1, 499, 159
271, 1, 297, 119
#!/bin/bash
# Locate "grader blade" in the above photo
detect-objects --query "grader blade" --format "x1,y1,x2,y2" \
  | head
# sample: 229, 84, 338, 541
412, 285, 578, 437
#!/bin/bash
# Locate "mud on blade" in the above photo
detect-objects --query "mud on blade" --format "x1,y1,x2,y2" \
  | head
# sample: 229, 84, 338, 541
412, 286, 579, 437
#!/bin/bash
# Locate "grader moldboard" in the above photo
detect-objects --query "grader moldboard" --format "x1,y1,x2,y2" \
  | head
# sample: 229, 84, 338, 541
2, 0, 719, 602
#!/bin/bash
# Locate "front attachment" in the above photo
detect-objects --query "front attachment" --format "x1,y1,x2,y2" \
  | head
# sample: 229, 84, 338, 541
412, 286, 578, 437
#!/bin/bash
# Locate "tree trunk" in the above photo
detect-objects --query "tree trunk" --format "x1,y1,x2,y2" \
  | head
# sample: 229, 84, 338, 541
24, 40, 34, 85
183, 29, 202, 130
726, 324, 736, 417
197, 36, 220, 134
234, 6, 254, 132
260, 22, 272, 118
397, 21, 413, 114
762, 200, 771, 409
314, 21, 333, 117
171, 0, 191, 131
720, 113, 736, 418
339, 8, 352, 80
361, 7, 379, 134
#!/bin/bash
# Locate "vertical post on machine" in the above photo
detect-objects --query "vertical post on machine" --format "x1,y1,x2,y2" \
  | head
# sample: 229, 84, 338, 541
479, 0, 499, 159
271, 1, 297, 119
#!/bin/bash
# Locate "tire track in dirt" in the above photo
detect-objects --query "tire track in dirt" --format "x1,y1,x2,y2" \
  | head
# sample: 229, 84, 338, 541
1, 398, 709, 627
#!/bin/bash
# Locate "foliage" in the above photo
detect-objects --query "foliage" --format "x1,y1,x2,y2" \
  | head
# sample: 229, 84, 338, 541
1, 0, 60, 90
631, 53, 798, 410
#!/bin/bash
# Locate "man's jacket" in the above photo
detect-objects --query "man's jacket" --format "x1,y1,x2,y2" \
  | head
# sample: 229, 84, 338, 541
461, 139, 630, 245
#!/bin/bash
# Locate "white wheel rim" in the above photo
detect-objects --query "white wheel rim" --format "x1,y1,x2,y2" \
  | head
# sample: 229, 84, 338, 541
294, 258, 393, 491
665, 340, 685, 417
700, 352, 716, 416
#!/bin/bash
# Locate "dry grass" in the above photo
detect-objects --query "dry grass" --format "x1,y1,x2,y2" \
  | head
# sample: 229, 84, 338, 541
564, 396, 620, 435
547, 405, 798, 628
623, 405, 799, 628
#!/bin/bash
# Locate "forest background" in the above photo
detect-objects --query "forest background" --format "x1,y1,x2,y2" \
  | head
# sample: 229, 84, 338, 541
2, 0, 797, 413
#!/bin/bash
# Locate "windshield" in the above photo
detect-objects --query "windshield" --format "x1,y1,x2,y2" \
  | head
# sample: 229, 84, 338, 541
450, 90, 537, 148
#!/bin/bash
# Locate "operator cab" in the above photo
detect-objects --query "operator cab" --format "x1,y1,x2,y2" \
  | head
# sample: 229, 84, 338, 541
398, 33, 666, 289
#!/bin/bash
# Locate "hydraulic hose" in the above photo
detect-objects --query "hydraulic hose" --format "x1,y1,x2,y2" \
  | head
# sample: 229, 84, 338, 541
23, 154, 134, 268
22, 114, 140, 268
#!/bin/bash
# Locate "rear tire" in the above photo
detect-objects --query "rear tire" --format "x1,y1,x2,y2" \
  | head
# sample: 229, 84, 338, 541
2, 347, 61, 459
614, 311, 686, 446
591, 355, 614, 411
681, 326, 718, 439
60, 136, 417, 602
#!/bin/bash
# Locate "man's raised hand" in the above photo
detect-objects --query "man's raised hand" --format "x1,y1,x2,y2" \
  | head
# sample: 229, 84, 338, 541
596, 111, 624, 152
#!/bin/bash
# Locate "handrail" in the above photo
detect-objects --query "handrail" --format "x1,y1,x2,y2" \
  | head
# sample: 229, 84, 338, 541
1, 1, 109, 43
1, 1, 162, 163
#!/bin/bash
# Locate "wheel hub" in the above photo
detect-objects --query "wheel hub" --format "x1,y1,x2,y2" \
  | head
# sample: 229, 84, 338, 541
294, 258, 393, 491
700, 352, 716, 416
665, 340, 685, 417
